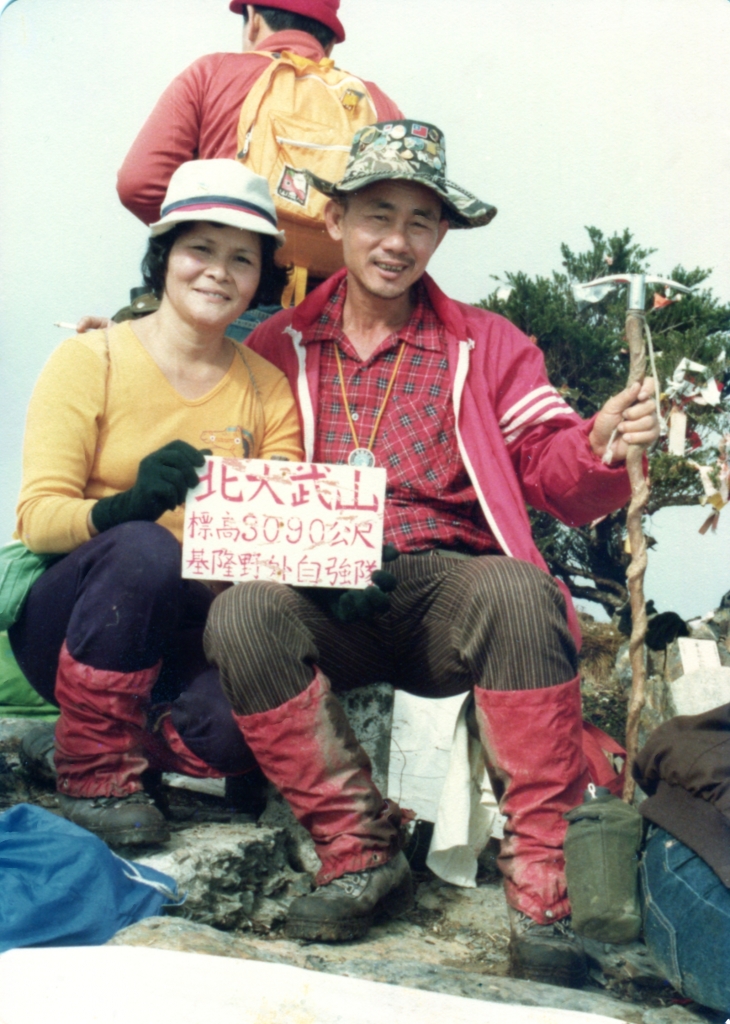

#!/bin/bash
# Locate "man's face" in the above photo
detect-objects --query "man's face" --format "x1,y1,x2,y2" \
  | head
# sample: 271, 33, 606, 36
324, 181, 449, 302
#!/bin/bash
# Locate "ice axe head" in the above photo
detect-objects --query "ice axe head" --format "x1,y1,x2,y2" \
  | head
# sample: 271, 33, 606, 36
572, 273, 695, 312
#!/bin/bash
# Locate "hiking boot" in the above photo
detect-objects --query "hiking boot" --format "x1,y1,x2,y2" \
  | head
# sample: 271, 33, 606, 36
286, 851, 413, 942
19, 723, 57, 784
21, 727, 169, 809
56, 790, 170, 847
508, 907, 587, 988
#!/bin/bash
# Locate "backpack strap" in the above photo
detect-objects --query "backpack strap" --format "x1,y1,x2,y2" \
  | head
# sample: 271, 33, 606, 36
237, 52, 294, 161
281, 265, 308, 308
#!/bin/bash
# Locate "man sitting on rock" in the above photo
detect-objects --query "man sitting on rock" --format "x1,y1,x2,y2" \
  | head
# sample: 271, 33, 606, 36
203, 120, 660, 987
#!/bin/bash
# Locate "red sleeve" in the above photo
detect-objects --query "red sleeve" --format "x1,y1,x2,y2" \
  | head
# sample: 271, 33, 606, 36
117, 58, 210, 225
484, 315, 632, 525
116, 53, 267, 225
509, 415, 632, 526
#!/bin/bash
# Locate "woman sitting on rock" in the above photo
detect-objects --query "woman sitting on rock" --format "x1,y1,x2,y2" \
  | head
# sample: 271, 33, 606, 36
9, 160, 303, 846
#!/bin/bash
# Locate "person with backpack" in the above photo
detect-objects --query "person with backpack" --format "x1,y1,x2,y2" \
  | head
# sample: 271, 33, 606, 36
117, 1, 403, 332
201, 119, 660, 987
9, 160, 303, 847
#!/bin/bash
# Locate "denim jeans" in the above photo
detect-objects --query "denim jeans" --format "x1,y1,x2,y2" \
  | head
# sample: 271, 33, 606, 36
640, 825, 730, 1013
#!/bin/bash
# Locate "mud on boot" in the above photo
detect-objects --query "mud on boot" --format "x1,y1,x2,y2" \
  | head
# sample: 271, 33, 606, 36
56, 790, 170, 847
19, 723, 58, 785
286, 851, 413, 942
508, 907, 587, 988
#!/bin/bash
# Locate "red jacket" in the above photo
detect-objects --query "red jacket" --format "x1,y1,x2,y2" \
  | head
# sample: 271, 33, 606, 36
117, 31, 403, 225
246, 270, 632, 644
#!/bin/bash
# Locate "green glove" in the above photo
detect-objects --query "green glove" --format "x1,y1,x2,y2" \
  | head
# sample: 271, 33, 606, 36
91, 440, 210, 533
305, 544, 400, 624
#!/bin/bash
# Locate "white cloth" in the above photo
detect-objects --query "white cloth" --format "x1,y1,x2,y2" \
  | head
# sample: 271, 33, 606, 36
0, 946, 623, 1024
426, 694, 506, 887
387, 691, 466, 823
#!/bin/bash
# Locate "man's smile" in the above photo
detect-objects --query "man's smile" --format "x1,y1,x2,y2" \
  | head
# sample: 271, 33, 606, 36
373, 259, 412, 274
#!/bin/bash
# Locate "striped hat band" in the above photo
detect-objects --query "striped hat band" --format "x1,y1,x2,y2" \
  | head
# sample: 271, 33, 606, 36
160, 194, 278, 229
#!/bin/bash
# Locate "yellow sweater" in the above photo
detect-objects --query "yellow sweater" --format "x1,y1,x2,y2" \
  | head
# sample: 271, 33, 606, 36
16, 322, 304, 553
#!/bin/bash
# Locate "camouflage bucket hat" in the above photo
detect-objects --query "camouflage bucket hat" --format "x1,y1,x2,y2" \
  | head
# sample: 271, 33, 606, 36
305, 120, 496, 229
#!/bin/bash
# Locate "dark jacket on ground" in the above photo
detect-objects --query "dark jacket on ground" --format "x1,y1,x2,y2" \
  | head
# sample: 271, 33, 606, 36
633, 703, 730, 887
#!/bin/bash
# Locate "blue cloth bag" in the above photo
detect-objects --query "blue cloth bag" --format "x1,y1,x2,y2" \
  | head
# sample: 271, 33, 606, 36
0, 803, 182, 952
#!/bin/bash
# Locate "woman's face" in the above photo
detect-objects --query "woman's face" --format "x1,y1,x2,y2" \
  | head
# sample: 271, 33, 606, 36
163, 221, 262, 331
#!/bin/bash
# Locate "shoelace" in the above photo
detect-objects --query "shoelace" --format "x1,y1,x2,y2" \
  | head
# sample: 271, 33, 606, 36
515, 911, 576, 938
319, 871, 371, 899
87, 793, 156, 808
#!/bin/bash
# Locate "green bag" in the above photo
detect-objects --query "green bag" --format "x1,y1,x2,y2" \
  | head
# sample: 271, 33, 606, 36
0, 541, 60, 719
0, 631, 58, 719
0, 541, 60, 632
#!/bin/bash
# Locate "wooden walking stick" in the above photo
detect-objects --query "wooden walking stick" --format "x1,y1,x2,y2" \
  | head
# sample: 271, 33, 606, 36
622, 301, 650, 803
573, 273, 693, 801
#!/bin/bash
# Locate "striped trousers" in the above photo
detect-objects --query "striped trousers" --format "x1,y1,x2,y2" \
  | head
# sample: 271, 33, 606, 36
204, 553, 578, 715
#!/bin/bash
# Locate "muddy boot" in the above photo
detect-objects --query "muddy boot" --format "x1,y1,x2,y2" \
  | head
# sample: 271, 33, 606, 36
19, 723, 58, 784
56, 790, 169, 847
286, 851, 413, 942
53, 642, 169, 845
473, 678, 590, 924
232, 671, 406, 885
20, 724, 167, 827
473, 678, 590, 987
508, 907, 587, 988
229, 670, 410, 940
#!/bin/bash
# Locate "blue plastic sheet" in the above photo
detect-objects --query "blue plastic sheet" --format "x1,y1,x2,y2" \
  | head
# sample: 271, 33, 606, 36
0, 803, 181, 952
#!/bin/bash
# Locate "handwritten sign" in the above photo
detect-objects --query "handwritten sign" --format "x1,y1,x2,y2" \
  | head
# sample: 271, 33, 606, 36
182, 457, 386, 587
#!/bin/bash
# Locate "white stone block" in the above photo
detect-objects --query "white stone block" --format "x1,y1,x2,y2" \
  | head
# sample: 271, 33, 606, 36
669, 666, 730, 717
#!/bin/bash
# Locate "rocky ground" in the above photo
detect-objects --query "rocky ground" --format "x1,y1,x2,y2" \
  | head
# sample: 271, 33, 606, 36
1, 716, 723, 1024
3, 614, 729, 1023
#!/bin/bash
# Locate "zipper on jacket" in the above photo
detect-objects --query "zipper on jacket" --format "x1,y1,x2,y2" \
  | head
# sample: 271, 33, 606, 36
275, 137, 351, 152
452, 339, 513, 557
284, 325, 315, 461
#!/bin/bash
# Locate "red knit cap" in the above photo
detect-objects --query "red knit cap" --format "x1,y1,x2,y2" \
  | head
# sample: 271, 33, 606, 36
228, 0, 345, 44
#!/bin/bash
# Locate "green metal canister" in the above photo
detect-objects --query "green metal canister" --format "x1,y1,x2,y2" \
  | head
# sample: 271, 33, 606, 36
563, 784, 643, 943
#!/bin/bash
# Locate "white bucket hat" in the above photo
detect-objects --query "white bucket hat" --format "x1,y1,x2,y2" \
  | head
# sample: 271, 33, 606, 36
150, 159, 285, 246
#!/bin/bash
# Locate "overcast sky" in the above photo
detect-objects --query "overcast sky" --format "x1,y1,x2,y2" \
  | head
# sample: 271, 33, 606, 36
1, 0, 728, 616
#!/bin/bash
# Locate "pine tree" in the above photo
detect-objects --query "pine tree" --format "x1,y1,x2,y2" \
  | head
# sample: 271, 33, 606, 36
477, 227, 730, 616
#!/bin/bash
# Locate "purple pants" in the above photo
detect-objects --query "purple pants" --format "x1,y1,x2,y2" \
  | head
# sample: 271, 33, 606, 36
8, 522, 254, 774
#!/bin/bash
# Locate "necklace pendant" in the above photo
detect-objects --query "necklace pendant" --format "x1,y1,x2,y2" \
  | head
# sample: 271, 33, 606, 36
348, 447, 376, 468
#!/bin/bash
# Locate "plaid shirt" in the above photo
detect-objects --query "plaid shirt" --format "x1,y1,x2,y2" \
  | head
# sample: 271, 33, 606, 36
306, 279, 499, 553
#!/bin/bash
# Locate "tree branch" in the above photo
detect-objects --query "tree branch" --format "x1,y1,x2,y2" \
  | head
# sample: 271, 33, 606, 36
549, 559, 627, 596
646, 494, 700, 516
561, 582, 625, 613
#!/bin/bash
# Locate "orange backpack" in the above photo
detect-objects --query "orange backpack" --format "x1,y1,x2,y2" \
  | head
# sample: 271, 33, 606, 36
237, 51, 377, 301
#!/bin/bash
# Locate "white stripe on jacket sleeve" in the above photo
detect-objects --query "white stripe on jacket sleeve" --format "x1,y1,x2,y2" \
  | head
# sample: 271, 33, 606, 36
500, 386, 574, 446
503, 404, 576, 446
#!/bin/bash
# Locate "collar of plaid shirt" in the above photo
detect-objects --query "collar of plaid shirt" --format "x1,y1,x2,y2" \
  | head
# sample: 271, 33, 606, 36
303, 277, 444, 357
